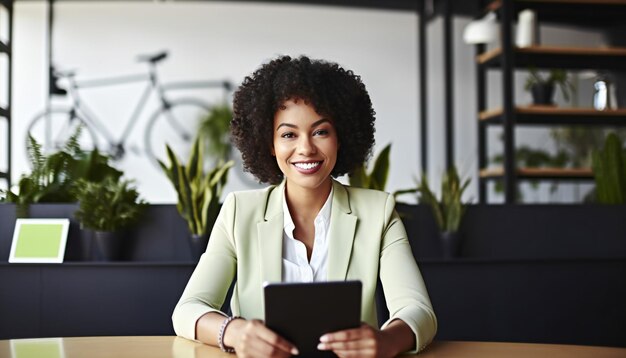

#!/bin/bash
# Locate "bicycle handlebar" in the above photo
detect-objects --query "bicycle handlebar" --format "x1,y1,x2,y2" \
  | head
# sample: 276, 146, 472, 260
137, 51, 169, 64
48, 51, 233, 94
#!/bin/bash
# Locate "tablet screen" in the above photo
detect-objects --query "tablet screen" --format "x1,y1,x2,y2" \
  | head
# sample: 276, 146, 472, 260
264, 280, 362, 357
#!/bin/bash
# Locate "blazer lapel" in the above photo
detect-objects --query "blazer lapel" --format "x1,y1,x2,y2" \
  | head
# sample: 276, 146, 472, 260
327, 180, 357, 281
257, 182, 284, 283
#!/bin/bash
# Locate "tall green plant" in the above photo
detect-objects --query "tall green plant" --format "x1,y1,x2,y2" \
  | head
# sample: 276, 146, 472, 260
417, 167, 470, 233
198, 103, 233, 161
349, 143, 418, 198
158, 137, 234, 236
349, 144, 390, 190
592, 133, 626, 204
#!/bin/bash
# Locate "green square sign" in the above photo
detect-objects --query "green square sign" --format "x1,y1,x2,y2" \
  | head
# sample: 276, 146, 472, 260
9, 219, 69, 263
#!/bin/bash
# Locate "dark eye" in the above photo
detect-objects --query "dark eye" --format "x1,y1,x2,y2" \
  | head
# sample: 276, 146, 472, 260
281, 132, 295, 139
314, 129, 329, 136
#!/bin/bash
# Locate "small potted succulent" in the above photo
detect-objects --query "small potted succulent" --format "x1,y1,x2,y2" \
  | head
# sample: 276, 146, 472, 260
525, 68, 575, 106
73, 177, 147, 261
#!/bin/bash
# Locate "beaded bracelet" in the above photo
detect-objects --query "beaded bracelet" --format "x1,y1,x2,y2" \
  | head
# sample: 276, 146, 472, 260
218, 316, 241, 353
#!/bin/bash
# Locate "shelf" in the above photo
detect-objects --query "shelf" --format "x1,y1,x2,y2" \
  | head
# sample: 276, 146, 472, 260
478, 46, 626, 70
487, 0, 626, 28
477, 1, 626, 202
480, 167, 593, 180
0, 261, 196, 267
480, 106, 626, 126
0, 172, 7, 180
0, 41, 8, 54
0, 107, 7, 118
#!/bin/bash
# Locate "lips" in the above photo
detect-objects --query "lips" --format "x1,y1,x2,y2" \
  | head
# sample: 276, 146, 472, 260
292, 161, 323, 174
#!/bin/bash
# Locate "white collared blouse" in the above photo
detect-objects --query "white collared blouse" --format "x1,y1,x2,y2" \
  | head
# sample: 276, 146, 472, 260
281, 187, 333, 282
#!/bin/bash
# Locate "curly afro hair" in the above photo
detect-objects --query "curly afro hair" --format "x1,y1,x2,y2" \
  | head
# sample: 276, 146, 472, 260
231, 55, 376, 184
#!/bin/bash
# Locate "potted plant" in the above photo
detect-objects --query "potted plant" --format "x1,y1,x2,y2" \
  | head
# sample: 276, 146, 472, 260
158, 136, 233, 260
348, 143, 419, 200
525, 68, 575, 106
0, 128, 122, 217
73, 177, 147, 261
417, 167, 471, 259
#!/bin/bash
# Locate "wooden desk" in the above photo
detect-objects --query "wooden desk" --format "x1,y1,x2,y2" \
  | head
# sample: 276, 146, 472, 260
1, 337, 625, 358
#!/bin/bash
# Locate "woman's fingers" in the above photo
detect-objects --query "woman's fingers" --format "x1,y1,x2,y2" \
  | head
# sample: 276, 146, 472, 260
236, 320, 298, 358
255, 322, 299, 355
317, 324, 381, 358
319, 323, 375, 344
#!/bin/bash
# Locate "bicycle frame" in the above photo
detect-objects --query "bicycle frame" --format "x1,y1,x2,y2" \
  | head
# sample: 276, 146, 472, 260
60, 64, 231, 153
64, 70, 156, 150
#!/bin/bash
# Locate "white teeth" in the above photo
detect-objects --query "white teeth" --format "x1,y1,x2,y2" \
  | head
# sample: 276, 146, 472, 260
294, 162, 320, 170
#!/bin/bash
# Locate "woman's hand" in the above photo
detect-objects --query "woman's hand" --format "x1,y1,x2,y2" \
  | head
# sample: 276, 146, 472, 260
224, 319, 299, 358
316, 323, 397, 358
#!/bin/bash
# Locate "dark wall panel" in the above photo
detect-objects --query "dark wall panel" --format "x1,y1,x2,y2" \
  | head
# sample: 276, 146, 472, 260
1, 203, 625, 346
422, 259, 626, 347
0, 266, 41, 338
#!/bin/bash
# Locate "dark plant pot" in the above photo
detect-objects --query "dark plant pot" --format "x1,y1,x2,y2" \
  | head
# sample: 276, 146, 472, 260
189, 233, 209, 261
440, 231, 462, 259
80, 229, 93, 261
94, 230, 122, 261
531, 83, 556, 105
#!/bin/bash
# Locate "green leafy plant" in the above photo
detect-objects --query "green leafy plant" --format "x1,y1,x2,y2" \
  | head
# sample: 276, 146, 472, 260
417, 167, 471, 233
551, 127, 626, 167
592, 133, 626, 204
158, 137, 234, 237
488, 128, 626, 202
73, 177, 147, 232
525, 68, 575, 102
491, 145, 570, 199
198, 103, 233, 161
0, 127, 121, 217
349, 143, 418, 199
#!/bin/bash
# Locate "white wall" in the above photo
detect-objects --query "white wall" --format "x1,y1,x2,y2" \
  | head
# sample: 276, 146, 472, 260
7, 1, 606, 203
11, 1, 420, 203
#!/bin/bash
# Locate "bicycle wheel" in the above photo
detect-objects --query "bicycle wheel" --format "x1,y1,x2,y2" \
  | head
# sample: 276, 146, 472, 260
26, 108, 98, 157
144, 99, 210, 167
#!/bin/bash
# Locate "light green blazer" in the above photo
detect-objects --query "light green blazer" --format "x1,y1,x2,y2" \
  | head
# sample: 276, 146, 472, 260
172, 179, 437, 353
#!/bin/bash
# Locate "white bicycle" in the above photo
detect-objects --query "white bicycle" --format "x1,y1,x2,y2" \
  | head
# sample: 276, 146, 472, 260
26, 51, 232, 168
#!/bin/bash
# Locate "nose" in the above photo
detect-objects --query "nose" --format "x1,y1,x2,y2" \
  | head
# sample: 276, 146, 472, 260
297, 136, 317, 155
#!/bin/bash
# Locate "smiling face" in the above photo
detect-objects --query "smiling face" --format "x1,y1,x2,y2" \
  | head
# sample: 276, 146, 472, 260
272, 99, 339, 195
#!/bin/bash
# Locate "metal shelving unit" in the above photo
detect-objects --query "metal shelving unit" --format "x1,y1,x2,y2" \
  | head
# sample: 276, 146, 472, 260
0, 0, 12, 189
475, 0, 626, 203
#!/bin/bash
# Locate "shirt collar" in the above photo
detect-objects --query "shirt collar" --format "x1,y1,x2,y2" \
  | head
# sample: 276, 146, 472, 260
282, 186, 334, 238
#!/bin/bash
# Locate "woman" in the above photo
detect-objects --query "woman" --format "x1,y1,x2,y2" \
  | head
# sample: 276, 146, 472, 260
172, 55, 437, 357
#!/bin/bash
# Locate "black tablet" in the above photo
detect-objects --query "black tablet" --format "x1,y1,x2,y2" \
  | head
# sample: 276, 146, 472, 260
264, 280, 362, 358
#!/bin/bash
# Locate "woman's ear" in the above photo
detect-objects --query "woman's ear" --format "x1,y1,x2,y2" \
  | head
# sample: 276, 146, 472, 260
270, 145, 275, 156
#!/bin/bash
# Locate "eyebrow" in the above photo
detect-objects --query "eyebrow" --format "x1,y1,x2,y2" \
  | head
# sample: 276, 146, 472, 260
276, 118, 330, 131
